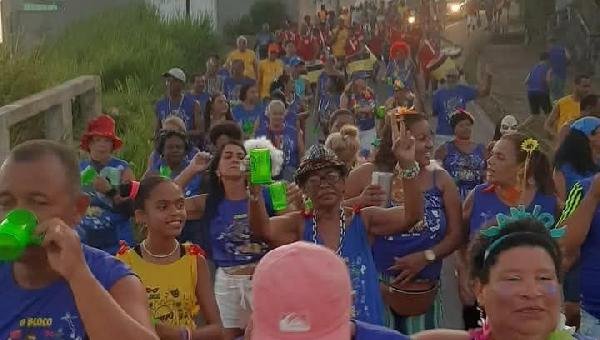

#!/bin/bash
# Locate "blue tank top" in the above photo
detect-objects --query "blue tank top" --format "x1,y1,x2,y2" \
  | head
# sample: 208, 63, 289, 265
468, 183, 557, 238
77, 157, 134, 254
442, 142, 486, 201
526, 63, 550, 93
575, 178, 600, 319
302, 214, 385, 326
372, 171, 447, 280
255, 124, 300, 170
232, 103, 265, 138
209, 193, 273, 268
189, 91, 210, 112
155, 94, 197, 132
0, 245, 132, 339
549, 45, 567, 80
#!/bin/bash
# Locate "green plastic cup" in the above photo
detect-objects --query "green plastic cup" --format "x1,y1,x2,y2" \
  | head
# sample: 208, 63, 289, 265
269, 181, 287, 212
0, 209, 40, 261
80, 167, 98, 187
249, 148, 272, 185
375, 106, 386, 119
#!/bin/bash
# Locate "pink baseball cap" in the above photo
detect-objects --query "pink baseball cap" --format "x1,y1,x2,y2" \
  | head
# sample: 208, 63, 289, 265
251, 241, 351, 340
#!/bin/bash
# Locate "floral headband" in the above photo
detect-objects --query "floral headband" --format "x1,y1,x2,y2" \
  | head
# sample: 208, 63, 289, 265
481, 205, 565, 261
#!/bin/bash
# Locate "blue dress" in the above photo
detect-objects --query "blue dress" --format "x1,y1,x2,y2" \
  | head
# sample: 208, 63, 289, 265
77, 157, 134, 254
302, 214, 385, 326
442, 141, 486, 201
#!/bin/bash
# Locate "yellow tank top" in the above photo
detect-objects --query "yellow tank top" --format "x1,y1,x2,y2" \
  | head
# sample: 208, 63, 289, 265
555, 95, 581, 132
117, 243, 202, 328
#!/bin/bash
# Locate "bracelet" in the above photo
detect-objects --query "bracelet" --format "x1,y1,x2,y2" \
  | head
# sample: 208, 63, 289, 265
400, 162, 420, 180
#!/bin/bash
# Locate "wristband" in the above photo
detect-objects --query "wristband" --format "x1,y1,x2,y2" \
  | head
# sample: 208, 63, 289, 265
400, 162, 420, 180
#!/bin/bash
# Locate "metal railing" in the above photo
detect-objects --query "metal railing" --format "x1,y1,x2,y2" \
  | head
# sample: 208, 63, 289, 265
0, 75, 102, 161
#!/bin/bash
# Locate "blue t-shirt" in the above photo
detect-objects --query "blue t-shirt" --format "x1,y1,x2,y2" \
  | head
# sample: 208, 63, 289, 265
189, 91, 210, 112
442, 142, 486, 201
155, 94, 198, 132
468, 183, 557, 237
232, 103, 266, 138
354, 320, 410, 340
223, 77, 256, 107
373, 172, 447, 280
432, 85, 478, 136
548, 45, 568, 80
150, 158, 202, 198
526, 63, 550, 93
78, 157, 134, 254
0, 245, 133, 339
303, 214, 385, 326
209, 192, 274, 268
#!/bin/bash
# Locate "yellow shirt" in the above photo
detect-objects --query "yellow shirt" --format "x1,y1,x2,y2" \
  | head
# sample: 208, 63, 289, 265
227, 49, 257, 79
555, 95, 581, 132
332, 28, 349, 57
117, 243, 201, 328
258, 59, 284, 99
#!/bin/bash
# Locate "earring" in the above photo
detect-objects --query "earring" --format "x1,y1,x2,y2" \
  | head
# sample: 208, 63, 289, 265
477, 304, 486, 327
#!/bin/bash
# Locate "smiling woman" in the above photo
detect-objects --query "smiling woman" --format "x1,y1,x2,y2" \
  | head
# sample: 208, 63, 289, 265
413, 217, 594, 340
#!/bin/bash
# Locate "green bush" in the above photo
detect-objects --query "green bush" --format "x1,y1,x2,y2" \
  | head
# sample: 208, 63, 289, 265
0, 4, 223, 177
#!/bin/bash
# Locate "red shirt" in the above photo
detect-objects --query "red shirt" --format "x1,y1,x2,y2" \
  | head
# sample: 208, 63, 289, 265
279, 29, 298, 45
296, 35, 318, 62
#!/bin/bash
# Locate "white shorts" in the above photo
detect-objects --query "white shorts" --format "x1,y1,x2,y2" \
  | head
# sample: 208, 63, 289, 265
214, 267, 253, 329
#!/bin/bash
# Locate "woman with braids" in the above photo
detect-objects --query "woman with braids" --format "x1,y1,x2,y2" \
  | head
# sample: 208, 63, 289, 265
344, 112, 463, 333
460, 133, 557, 329
246, 114, 424, 326
413, 212, 594, 340
552, 117, 600, 328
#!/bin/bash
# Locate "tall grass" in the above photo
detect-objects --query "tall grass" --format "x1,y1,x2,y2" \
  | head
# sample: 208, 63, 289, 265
0, 4, 222, 177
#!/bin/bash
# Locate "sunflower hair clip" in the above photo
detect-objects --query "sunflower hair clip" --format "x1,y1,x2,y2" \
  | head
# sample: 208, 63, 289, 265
521, 137, 539, 154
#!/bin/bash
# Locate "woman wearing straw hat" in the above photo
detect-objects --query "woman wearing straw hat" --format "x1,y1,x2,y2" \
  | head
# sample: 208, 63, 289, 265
247, 113, 424, 326
78, 114, 135, 254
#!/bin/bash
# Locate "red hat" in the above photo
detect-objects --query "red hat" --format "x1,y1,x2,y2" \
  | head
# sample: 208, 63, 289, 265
389, 41, 410, 60
80, 115, 123, 152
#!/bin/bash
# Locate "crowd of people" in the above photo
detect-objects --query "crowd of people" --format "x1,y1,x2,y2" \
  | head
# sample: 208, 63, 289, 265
3, 0, 600, 340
